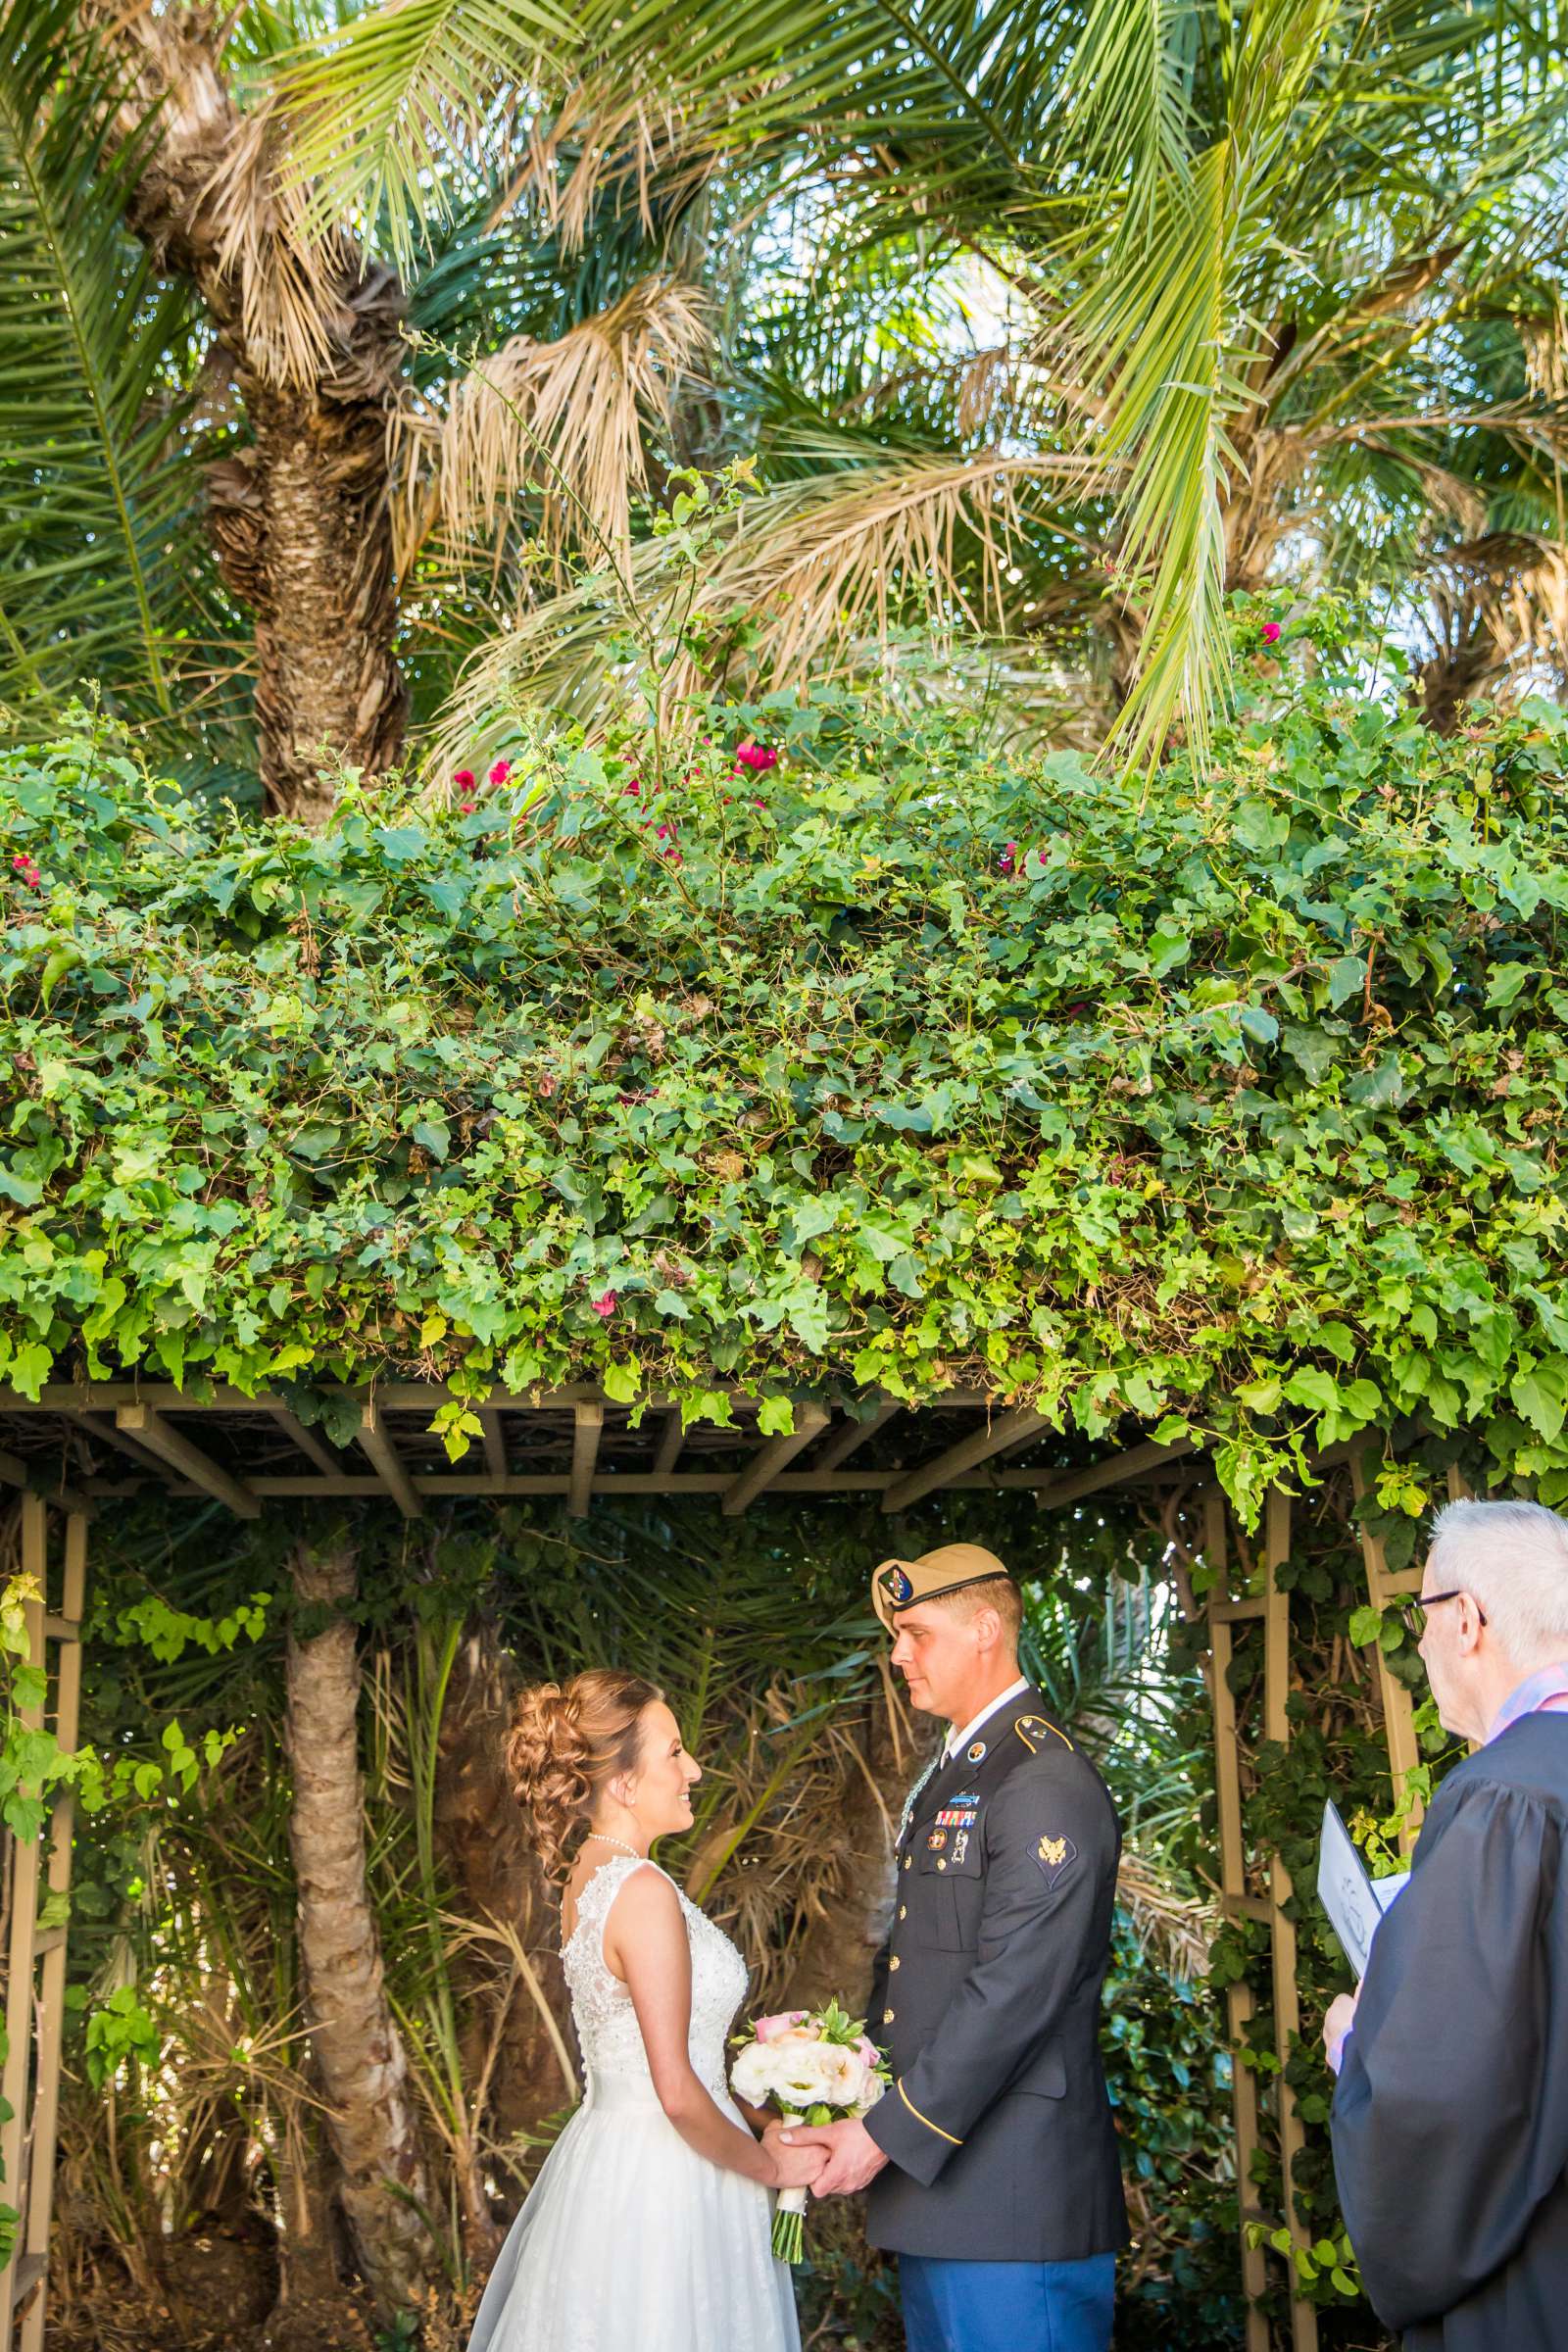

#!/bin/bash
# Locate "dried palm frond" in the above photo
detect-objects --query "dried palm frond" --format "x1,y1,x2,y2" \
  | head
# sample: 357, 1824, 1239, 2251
199, 99, 355, 390
397, 274, 710, 573
1115, 1847, 1216, 1984
429, 444, 1110, 764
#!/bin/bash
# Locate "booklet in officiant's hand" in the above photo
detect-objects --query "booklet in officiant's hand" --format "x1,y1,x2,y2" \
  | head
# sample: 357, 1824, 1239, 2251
1316, 1799, 1408, 1978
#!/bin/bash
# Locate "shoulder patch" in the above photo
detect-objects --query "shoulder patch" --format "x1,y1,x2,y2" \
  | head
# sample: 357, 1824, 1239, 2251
1016, 1713, 1074, 1754
1034, 1832, 1079, 1886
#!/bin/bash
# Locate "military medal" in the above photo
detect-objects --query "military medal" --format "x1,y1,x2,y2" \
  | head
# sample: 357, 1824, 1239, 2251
927, 1829, 947, 1850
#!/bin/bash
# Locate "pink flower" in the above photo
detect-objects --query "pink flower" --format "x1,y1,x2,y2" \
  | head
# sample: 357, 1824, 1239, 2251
590, 1291, 617, 1319
459, 797, 477, 814
754, 2011, 809, 2043
623, 781, 640, 797
754, 798, 766, 810
1261, 621, 1282, 645
453, 769, 475, 790
489, 759, 512, 785
733, 743, 778, 771
857, 2035, 880, 2069
656, 824, 671, 839
999, 841, 1016, 875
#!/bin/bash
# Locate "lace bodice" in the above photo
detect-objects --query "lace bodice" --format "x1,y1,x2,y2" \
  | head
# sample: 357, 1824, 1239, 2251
562, 1856, 750, 2100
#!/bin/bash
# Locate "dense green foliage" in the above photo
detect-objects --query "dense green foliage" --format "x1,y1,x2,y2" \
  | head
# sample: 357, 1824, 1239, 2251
4, 623, 1568, 1524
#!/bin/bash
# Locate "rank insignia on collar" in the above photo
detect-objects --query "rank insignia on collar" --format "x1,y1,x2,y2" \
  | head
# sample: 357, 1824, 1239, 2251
927, 1829, 947, 1850
1034, 1832, 1078, 1887
966, 1740, 987, 1763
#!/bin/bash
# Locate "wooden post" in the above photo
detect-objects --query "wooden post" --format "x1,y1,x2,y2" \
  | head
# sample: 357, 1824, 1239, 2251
1350, 1454, 1424, 1851
18, 1509, 86, 2352
1202, 1491, 1270, 2352
1263, 1488, 1319, 2352
1, 1495, 88, 2350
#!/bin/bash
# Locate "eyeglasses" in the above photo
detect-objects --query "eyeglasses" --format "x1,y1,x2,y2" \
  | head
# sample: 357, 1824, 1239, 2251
1395, 1589, 1489, 1640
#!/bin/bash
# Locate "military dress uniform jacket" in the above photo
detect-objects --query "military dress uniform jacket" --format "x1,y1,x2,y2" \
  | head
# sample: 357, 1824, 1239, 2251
861, 1685, 1129, 2263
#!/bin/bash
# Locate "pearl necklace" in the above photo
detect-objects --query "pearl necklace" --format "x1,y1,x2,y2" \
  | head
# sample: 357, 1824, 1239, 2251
582, 1831, 645, 1861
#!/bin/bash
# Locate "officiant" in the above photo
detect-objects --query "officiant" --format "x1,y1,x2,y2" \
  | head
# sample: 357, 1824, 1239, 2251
1326, 1496, 1568, 2352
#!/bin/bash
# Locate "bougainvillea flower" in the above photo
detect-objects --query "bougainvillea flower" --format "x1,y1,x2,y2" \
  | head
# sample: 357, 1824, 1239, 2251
459, 798, 477, 814
999, 842, 1016, 875
453, 769, 475, 790
656, 824, 671, 839
1261, 621, 1282, 644
590, 1291, 617, 1318
733, 743, 778, 771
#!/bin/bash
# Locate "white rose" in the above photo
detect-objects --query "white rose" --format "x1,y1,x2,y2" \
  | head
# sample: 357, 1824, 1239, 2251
730, 2040, 782, 2105
769, 2039, 859, 2112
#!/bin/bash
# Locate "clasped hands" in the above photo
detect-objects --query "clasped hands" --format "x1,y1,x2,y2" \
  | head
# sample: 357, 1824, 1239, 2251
765, 2116, 890, 2198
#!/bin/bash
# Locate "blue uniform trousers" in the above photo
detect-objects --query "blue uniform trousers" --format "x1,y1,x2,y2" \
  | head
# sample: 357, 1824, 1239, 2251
899, 2252, 1115, 2352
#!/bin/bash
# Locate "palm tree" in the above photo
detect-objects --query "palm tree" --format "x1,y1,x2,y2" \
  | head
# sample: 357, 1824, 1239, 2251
5, 0, 1560, 812
290, 0, 1568, 761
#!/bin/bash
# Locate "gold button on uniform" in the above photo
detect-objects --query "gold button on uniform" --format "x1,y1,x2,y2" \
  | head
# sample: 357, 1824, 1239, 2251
884, 2009, 895, 2024
890, 1955, 901, 1971
937, 1858, 948, 1871
904, 1855, 912, 1871
899, 1905, 906, 1920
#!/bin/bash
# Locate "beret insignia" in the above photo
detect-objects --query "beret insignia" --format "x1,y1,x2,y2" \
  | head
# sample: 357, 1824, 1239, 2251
1034, 1832, 1078, 1887
889, 1567, 914, 1603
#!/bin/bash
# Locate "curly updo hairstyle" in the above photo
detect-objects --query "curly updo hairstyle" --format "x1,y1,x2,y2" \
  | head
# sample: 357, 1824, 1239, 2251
506, 1668, 663, 1884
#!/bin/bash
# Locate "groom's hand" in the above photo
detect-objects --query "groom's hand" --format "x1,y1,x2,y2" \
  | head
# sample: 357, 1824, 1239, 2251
778, 2117, 890, 2196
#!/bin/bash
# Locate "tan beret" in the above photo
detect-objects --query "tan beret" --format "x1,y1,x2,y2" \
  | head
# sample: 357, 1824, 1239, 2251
872, 1541, 1013, 1632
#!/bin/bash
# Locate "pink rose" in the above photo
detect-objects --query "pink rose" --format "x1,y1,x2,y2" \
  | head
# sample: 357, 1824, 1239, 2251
1261, 621, 1281, 644
857, 2035, 880, 2068
754, 2011, 809, 2043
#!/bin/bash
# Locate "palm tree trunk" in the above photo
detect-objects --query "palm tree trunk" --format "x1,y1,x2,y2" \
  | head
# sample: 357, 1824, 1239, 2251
83, 2, 408, 822
283, 1530, 434, 2313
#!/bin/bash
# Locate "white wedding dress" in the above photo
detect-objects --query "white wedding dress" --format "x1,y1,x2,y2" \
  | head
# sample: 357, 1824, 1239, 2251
466, 1854, 802, 2352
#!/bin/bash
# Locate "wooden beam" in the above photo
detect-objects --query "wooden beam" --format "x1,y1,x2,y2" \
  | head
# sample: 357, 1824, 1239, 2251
266, 1401, 341, 1479
1036, 1436, 1199, 1510
722, 1404, 832, 1517
358, 1403, 424, 1519
881, 1406, 1052, 1513
0, 1448, 95, 1520
1350, 1453, 1424, 1849
568, 1403, 604, 1518
1263, 1487, 1319, 2352
654, 1410, 684, 1477
812, 1401, 901, 1473
239, 1465, 1110, 1500
5, 1380, 993, 1415
479, 1409, 509, 1484
116, 1406, 260, 1517
65, 1409, 200, 1493
1202, 1490, 1270, 2352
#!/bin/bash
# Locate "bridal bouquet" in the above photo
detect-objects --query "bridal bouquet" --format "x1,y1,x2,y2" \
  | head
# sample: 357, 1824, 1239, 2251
730, 1999, 889, 2261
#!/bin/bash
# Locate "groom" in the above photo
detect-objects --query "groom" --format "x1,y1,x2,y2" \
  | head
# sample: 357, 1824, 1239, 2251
780, 1542, 1127, 2352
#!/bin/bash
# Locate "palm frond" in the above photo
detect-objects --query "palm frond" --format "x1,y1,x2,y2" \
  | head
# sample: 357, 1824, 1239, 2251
0, 0, 200, 724
402, 274, 711, 571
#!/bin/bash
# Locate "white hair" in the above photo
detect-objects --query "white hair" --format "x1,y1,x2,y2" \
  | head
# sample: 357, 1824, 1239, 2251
1428, 1498, 1568, 1662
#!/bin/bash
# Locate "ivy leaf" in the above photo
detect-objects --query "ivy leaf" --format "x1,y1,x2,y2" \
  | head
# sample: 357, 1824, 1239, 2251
1486, 961, 1532, 1008
1511, 1361, 1568, 1443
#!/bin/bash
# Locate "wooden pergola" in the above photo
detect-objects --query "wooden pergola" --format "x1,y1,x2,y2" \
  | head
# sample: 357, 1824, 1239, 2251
0, 1379, 1439, 2352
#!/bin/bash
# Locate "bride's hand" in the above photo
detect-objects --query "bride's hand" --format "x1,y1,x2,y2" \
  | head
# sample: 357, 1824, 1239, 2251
765, 2133, 828, 2191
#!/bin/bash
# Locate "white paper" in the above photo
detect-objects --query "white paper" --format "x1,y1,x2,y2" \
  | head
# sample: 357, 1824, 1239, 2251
1316, 1800, 1406, 1978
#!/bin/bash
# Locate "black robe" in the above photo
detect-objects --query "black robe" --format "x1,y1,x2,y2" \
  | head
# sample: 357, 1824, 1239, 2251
1332, 1712, 1568, 2350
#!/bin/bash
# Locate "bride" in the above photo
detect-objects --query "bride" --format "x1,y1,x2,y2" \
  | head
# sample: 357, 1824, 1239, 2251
466, 1667, 821, 2351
